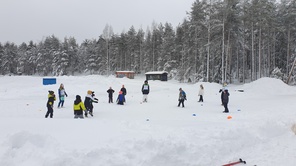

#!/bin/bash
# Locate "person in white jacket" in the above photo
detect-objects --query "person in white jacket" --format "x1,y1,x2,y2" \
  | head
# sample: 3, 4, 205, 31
198, 84, 204, 102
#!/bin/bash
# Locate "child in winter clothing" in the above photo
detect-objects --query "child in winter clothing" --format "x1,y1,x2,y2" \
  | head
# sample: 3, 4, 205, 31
178, 88, 186, 108
107, 87, 115, 103
222, 89, 230, 113
198, 84, 204, 102
219, 82, 228, 105
141, 80, 150, 102
73, 95, 86, 119
117, 91, 124, 105
58, 83, 68, 108
84, 90, 98, 117
45, 90, 56, 118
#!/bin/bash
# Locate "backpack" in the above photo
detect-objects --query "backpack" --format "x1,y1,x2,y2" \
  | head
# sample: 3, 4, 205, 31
182, 91, 187, 100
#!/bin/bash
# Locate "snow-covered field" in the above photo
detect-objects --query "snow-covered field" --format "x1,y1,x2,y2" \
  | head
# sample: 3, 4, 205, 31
0, 75, 296, 166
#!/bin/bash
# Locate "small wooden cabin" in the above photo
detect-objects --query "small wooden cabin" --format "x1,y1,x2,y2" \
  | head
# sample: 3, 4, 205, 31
145, 71, 168, 81
115, 71, 135, 79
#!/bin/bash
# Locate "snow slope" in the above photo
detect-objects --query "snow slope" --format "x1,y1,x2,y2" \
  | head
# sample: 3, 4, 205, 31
0, 75, 296, 166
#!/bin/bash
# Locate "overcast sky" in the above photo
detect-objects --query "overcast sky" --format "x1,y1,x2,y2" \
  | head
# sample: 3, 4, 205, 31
0, 0, 195, 45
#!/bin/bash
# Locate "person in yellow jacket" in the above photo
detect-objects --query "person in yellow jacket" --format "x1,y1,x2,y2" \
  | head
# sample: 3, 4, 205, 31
45, 90, 56, 118
73, 95, 86, 119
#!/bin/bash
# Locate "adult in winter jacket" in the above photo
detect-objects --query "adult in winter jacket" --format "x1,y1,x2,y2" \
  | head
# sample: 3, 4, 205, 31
198, 84, 204, 102
120, 85, 127, 102
222, 89, 230, 113
141, 80, 150, 102
84, 90, 98, 117
73, 95, 86, 119
45, 90, 56, 118
58, 83, 68, 108
219, 83, 228, 105
178, 88, 186, 108
117, 91, 124, 105
107, 87, 115, 103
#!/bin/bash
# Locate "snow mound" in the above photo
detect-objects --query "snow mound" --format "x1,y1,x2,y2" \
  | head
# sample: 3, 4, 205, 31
242, 77, 293, 95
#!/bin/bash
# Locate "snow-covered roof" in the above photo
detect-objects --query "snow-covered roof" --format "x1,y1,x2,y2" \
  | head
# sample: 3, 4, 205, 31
145, 71, 168, 75
116, 71, 135, 73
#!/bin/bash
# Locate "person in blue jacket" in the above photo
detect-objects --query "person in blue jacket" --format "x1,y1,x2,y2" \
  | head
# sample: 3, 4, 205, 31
178, 88, 186, 108
57, 83, 67, 108
117, 91, 124, 105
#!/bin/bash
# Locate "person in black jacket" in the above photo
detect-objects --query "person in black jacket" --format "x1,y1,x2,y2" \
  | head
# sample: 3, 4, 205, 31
107, 87, 115, 103
45, 90, 56, 118
222, 89, 230, 113
142, 80, 150, 102
84, 90, 98, 117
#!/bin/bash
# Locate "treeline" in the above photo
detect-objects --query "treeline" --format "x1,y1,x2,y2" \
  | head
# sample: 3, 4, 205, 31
1, 0, 296, 84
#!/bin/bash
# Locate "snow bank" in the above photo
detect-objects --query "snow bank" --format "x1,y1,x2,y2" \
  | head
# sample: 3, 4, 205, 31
242, 77, 293, 95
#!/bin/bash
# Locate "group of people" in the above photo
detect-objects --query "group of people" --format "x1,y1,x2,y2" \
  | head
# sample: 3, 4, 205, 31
177, 84, 203, 108
45, 80, 230, 119
106, 85, 127, 105
45, 83, 99, 119
177, 83, 230, 114
45, 83, 68, 118
45, 81, 150, 119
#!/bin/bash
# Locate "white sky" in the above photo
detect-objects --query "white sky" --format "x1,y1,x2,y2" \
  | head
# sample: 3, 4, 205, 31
0, 0, 195, 45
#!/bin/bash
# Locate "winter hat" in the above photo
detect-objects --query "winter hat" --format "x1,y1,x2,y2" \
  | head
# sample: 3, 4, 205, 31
76, 95, 81, 100
48, 90, 54, 94
119, 91, 123, 94
144, 80, 148, 83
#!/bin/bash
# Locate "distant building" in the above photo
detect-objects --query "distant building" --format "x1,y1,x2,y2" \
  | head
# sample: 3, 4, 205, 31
145, 71, 168, 81
115, 71, 135, 79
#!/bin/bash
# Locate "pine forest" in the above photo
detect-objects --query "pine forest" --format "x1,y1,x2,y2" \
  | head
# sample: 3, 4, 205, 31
1, 0, 296, 84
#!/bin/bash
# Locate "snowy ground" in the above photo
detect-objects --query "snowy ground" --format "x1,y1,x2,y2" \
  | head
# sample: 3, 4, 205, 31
0, 75, 296, 166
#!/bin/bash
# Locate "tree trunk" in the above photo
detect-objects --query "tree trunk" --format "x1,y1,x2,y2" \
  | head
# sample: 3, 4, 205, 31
258, 27, 262, 78
222, 21, 225, 84
251, 23, 255, 81
287, 26, 290, 76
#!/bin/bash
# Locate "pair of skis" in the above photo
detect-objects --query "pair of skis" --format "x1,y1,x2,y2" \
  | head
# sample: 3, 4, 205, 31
222, 158, 246, 166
